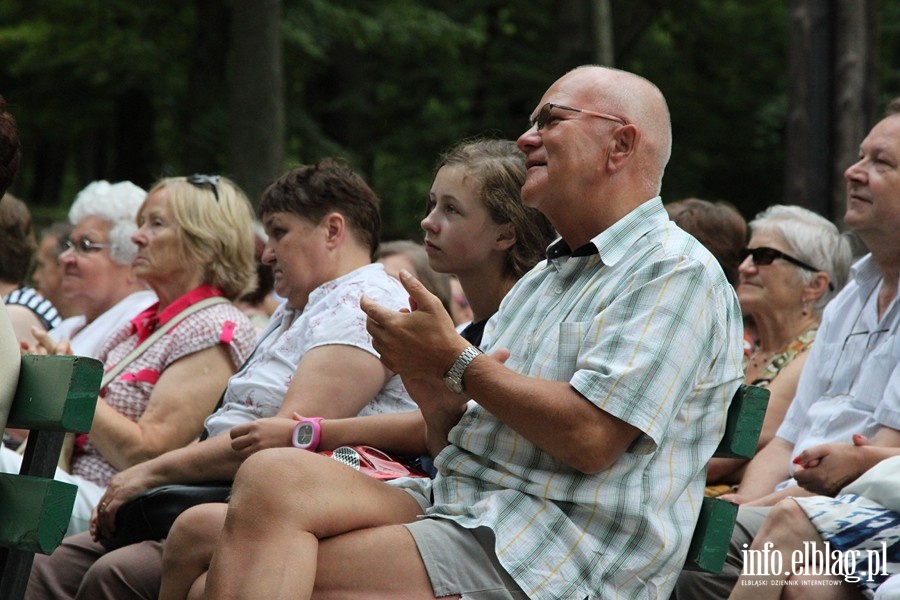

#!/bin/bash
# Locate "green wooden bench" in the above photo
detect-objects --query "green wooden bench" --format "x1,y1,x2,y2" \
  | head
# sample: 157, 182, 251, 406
0, 354, 102, 600
683, 383, 770, 573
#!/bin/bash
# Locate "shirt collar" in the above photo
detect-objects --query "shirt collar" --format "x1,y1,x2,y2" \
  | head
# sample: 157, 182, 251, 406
546, 239, 599, 260
850, 252, 900, 312
546, 197, 666, 268
850, 253, 881, 290
131, 284, 224, 343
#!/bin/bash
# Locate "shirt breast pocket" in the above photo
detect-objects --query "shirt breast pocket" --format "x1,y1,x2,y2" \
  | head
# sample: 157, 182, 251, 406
556, 321, 589, 382
815, 340, 847, 398
852, 332, 898, 409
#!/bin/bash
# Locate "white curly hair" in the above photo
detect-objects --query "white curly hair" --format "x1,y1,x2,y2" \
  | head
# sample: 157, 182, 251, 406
68, 180, 146, 265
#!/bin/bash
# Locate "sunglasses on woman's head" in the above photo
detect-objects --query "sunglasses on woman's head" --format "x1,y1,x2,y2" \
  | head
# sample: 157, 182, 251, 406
186, 174, 220, 202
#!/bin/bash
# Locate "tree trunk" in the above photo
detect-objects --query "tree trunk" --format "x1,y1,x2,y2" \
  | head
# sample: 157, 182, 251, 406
784, 0, 833, 216
29, 140, 67, 208
593, 0, 615, 66
557, 0, 592, 70
112, 90, 157, 189
229, 0, 285, 207
832, 0, 879, 228
785, 0, 879, 227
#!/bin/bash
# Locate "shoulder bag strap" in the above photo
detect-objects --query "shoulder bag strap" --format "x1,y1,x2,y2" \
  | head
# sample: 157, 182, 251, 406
100, 296, 229, 388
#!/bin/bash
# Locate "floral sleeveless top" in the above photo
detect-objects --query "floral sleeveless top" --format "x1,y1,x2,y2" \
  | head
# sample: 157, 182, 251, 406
747, 326, 817, 387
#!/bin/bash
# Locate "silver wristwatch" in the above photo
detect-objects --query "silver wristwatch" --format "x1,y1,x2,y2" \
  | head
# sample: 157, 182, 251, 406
443, 345, 483, 394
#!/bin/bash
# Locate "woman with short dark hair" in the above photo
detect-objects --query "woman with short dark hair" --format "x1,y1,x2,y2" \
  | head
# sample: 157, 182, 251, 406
28, 161, 416, 600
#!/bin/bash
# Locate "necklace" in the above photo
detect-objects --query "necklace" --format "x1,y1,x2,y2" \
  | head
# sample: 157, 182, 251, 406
747, 348, 775, 370
747, 325, 818, 378
748, 331, 800, 370
747, 343, 788, 374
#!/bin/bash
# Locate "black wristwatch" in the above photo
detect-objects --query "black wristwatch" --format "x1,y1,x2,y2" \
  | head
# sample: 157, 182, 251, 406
443, 345, 483, 394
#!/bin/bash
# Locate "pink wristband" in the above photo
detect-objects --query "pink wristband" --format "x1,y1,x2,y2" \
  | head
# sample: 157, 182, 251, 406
291, 417, 324, 451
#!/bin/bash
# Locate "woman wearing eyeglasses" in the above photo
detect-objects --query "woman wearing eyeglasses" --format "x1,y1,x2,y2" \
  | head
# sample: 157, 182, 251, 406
7, 181, 156, 450
28, 160, 417, 600
707, 204, 853, 489
0, 175, 259, 536
39, 180, 159, 358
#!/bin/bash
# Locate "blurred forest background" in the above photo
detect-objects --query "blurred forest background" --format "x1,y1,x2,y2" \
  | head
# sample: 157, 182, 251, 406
1, 0, 897, 239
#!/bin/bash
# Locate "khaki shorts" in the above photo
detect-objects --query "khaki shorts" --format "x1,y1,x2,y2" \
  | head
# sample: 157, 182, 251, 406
404, 518, 528, 599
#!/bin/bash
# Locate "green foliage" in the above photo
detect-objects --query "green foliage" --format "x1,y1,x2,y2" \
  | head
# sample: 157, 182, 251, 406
0, 0, 205, 208
280, 0, 549, 237
1, 1, 174, 128
882, 0, 900, 107
0, 0, 892, 236
623, 0, 789, 217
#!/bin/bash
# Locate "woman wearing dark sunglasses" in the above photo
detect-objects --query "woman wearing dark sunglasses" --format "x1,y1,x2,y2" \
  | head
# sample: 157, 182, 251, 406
40, 180, 157, 359
706, 204, 853, 490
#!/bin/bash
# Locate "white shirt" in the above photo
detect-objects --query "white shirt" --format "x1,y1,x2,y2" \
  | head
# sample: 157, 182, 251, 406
777, 254, 900, 487
50, 290, 158, 359
204, 264, 414, 437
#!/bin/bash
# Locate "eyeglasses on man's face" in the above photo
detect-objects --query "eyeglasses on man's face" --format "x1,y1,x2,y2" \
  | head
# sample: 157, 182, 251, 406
65, 238, 110, 255
530, 102, 627, 131
186, 174, 220, 202
740, 246, 834, 291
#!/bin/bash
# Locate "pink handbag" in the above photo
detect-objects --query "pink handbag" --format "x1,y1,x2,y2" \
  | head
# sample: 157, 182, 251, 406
320, 446, 428, 480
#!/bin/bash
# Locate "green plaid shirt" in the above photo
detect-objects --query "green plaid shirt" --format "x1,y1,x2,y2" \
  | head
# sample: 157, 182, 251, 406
400, 198, 743, 599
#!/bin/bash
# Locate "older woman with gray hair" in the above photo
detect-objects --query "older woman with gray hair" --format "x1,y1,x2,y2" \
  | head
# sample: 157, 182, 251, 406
707, 204, 853, 488
3, 175, 259, 536
44, 180, 158, 358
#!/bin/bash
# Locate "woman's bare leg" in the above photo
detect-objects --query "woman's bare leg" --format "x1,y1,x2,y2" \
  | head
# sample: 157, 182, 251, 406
186, 572, 208, 600
204, 448, 424, 600
159, 503, 228, 600
729, 498, 825, 600
311, 523, 453, 600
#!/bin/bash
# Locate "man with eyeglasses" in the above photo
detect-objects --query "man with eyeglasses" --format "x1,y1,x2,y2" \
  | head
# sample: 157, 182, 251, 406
202, 65, 744, 600
672, 99, 900, 599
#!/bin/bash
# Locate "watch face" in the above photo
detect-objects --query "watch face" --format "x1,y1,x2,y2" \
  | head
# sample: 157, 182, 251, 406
294, 423, 314, 447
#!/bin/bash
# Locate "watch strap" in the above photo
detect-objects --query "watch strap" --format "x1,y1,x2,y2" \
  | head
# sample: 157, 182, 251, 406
444, 345, 483, 393
292, 417, 324, 451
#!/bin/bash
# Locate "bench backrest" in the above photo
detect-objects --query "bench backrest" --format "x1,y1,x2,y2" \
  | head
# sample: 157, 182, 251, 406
683, 383, 770, 573
0, 354, 102, 600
